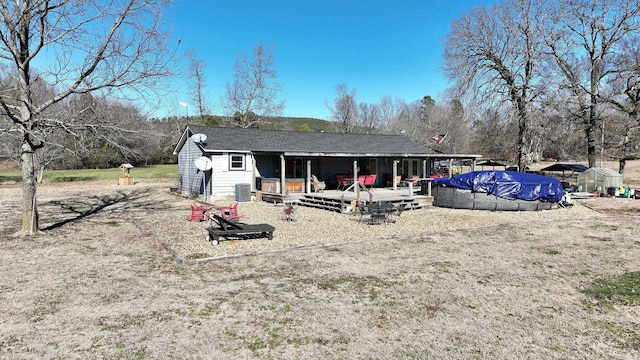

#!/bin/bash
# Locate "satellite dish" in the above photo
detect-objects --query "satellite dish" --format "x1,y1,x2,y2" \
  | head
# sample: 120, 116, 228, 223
194, 157, 213, 171
191, 133, 207, 143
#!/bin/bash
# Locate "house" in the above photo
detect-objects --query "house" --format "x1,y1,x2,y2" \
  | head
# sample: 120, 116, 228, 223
173, 126, 481, 199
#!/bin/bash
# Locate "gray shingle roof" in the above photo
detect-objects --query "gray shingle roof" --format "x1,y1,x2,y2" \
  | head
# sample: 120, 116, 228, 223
187, 126, 437, 156
539, 163, 589, 173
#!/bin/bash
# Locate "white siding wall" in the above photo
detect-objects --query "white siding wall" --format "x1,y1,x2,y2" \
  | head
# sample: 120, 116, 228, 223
210, 152, 254, 197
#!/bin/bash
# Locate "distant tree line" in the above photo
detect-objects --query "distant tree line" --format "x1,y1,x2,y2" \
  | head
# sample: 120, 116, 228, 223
4, 0, 639, 177
442, 0, 640, 172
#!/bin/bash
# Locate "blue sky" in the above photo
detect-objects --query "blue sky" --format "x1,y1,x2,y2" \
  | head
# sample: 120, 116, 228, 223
164, 0, 491, 120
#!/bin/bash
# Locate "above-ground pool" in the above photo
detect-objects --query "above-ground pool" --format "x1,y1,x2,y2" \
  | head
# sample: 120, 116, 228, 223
431, 171, 563, 211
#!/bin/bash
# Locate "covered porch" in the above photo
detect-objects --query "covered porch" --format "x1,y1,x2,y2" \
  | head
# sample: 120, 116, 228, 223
252, 154, 479, 197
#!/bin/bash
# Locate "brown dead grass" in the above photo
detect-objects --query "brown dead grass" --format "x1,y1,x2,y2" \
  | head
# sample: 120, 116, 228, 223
1, 163, 640, 359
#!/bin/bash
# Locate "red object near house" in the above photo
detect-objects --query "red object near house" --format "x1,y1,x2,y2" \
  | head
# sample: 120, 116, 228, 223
189, 203, 212, 222
217, 202, 244, 221
361, 174, 377, 189
336, 175, 354, 190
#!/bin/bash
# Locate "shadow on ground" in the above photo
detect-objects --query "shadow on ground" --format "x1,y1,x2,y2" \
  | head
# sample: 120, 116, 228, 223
41, 188, 169, 231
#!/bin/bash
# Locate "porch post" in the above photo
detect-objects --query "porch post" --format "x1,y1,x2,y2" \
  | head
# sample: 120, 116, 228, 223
448, 158, 453, 178
280, 154, 286, 195
422, 159, 427, 178
306, 159, 312, 194
353, 160, 359, 201
393, 160, 399, 191
251, 154, 257, 191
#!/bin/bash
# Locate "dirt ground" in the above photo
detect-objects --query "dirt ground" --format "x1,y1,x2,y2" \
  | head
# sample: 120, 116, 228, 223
1, 163, 640, 359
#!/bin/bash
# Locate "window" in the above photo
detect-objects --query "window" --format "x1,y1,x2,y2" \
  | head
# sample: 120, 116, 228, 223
229, 154, 245, 170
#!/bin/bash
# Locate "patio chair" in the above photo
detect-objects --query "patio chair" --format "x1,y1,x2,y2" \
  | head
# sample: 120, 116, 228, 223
357, 175, 367, 186
363, 174, 377, 189
386, 174, 402, 187
188, 203, 212, 222
311, 175, 326, 192
217, 202, 244, 221
189, 204, 204, 222
337, 175, 353, 190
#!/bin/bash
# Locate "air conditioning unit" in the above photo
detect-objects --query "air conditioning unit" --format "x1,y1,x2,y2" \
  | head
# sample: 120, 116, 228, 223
235, 183, 251, 202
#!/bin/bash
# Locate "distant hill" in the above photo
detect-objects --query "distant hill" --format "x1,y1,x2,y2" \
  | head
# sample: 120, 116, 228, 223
200, 115, 333, 132
261, 116, 332, 132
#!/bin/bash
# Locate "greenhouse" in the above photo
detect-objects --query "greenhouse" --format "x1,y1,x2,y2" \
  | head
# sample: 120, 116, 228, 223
576, 167, 623, 193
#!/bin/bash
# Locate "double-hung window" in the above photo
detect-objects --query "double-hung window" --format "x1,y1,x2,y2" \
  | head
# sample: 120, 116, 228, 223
229, 153, 245, 171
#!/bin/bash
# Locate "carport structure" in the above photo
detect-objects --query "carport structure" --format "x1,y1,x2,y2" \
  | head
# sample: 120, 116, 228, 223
539, 163, 588, 184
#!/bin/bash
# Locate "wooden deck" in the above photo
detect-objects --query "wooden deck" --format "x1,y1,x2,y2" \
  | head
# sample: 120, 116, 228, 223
258, 186, 432, 213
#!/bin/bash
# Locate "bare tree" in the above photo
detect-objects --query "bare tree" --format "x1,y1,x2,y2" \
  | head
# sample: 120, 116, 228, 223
186, 51, 210, 122
603, 36, 640, 173
540, 0, 640, 167
469, 107, 519, 161
383, 99, 423, 140
378, 95, 407, 132
357, 102, 381, 133
224, 42, 285, 128
444, 0, 544, 171
0, 0, 175, 235
327, 84, 358, 133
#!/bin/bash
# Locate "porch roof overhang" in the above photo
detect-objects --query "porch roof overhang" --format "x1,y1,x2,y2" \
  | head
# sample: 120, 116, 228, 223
251, 151, 483, 159
280, 151, 438, 157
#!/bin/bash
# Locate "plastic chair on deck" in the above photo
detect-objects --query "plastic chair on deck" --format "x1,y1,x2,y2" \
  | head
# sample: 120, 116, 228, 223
336, 175, 348, 190
357, 175, 367, 187
363, 174, 377, 189
311, 175, 326, 192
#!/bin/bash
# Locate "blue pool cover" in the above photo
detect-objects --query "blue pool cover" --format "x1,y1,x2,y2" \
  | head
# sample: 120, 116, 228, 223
432, 171, 564, 203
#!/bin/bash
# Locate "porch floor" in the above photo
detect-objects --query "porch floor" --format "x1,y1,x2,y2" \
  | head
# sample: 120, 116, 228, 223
259, 187, 432, 213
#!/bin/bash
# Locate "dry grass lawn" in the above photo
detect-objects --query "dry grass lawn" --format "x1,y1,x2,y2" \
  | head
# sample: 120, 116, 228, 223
1, 161, 640, 359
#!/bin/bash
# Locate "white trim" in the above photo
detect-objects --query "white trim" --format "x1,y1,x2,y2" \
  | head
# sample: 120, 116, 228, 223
229, 153, 246, 171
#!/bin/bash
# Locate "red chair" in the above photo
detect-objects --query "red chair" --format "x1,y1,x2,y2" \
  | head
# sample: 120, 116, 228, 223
217, 202, 244, 221
363, 174, 377, 189
337, 175, 353, 190
188, 203, 212, 222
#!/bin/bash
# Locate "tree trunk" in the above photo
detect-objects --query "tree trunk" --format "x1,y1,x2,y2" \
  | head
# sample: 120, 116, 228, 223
619, 129, 630, 174
619, 158, 626, 174
586, 117, 597, 168
587, 90, 598, 168
516, 99, 528, 172
21, 142, 38, 235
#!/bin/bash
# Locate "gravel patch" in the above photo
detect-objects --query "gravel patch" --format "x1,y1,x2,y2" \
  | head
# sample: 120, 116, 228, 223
141, 196, 601, 260
0, 180, 604, 259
